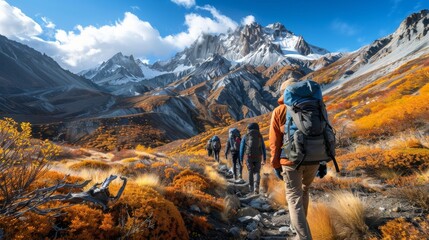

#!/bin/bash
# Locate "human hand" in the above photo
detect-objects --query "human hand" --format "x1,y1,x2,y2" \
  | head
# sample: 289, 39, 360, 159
316, 164, 327, 178
274, 168, 283, 181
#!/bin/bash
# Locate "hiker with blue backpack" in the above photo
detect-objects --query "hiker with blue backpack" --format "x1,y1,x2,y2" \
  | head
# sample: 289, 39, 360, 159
225, 128, 242, 180
269, 79, 339, 240
239, 123, 267, 195
211, 135, 221, 162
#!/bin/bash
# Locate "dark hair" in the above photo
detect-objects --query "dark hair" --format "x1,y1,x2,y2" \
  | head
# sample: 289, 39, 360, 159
247, 122, 259, 130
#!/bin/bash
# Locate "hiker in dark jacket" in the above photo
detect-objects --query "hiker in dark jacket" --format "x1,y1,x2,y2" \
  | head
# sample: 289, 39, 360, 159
225, 128, 242, 180
239, 123, 266, 194
211, 135, 221, 162
206, 139, 213, 157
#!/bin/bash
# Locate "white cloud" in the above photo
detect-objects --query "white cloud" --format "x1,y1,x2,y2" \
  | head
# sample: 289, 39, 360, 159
0, 0, 42, 39
0, 1, 238, 72
241, 15, 255, 26
41, 17, 55, 29
331, 19, 358, 36
171, 0, 195, 8
49, 12, 175, 70
165, 5, 238, 49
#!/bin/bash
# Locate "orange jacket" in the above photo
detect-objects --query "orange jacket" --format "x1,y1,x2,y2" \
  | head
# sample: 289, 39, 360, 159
269, 96, 294, 168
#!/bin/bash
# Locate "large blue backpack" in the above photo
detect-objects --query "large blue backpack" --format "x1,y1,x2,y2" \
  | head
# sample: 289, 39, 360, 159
282, 80, 339, 172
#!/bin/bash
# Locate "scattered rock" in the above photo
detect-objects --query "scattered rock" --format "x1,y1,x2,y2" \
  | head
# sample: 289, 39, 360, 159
252, 214, 262, 222
379, 207, 386, 212
239, 194, 260, 204
237, 207, 260, 218
238, 216, 253, 223
249, 198, 265, 208
229, 227, 241, 237
246, 221, 258, 232
279, 226, 290, 233
391, 206, 401, 212
218, 164, 229, 172
190, 205, 201, 212
247, 229, 262, 240
261, 204, 272, 211
225, 194, 241, 212
414, 208, 423, 214
274, 209, 287, 216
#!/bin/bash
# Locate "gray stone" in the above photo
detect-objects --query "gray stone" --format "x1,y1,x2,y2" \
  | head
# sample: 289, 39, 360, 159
391, 207, 401, 212
249, 198, 265, 208
279, 226, 290, 233
273, 209, 286, 216
379, 207, 386, 212
237, 206, 260, 218
225, 194, 241, 212
246, 221, 258, 232
247, 229, 262, 240
229, 227, 241, 237
252, 214, 262, 222
238, 216, 253, 223
190, 205, 201, 212
262, 204, 272, 211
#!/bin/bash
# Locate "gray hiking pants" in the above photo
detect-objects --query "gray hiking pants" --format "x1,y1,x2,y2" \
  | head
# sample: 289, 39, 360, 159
282, 164, 319, 240
246, 157, 262, 192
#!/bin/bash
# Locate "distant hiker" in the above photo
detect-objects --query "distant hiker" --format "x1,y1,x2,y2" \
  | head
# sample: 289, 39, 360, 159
225, 128, 242, 180
270, 79, 339, 240
206, 139, 213, 157
211, 135, 221, 162
239, 123, 266, 195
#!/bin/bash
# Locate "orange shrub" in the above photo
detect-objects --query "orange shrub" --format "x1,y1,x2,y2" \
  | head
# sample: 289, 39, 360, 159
0, 212, 53, 240
59, 205, 119, 239
114, 184, 189, 240
164, 187, 224, 213
342, 148, 429, 175
172, 169, 211, 192
69, 160, 112, 171
380, 216, 429, 240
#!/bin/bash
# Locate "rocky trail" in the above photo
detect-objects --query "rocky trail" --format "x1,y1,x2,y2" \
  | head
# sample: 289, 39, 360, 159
216, 164, 295, 240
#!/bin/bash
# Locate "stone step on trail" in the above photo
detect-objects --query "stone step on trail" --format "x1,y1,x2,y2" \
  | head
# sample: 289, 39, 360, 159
216, 164, 296, 239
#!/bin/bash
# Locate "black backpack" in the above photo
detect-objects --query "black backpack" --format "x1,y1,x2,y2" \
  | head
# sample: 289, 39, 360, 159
245, 129, 263, 157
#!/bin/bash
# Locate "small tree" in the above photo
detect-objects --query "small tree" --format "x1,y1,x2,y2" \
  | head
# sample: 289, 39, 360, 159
0, 118, 59, 216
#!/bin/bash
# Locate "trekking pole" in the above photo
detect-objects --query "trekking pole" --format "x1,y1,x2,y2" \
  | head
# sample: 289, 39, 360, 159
330, 155, 340, 173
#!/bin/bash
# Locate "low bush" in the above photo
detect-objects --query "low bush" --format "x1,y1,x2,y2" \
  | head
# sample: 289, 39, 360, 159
69, 160, 112, 171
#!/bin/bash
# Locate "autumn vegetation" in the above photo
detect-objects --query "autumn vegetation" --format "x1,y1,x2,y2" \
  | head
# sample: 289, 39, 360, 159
1, 56, 429, 239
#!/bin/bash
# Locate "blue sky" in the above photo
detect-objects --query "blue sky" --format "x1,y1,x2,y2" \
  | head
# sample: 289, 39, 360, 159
1, 0, 428, 72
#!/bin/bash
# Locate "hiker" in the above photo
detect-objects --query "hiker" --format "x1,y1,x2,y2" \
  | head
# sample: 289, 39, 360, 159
206, 139, 213, 157
225, 128, 242, 180
239, 123, 266, 195
211, 135, 221, 162
270, 79, 338, 240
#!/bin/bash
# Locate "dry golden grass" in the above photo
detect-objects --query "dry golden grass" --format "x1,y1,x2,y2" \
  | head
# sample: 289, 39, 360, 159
204, 166, 227, 187
133, 174, 162, 191
330, 191, 369, 239
69, 159, 112, 171
389, 186, 429, 210
307, 202, 336, 240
